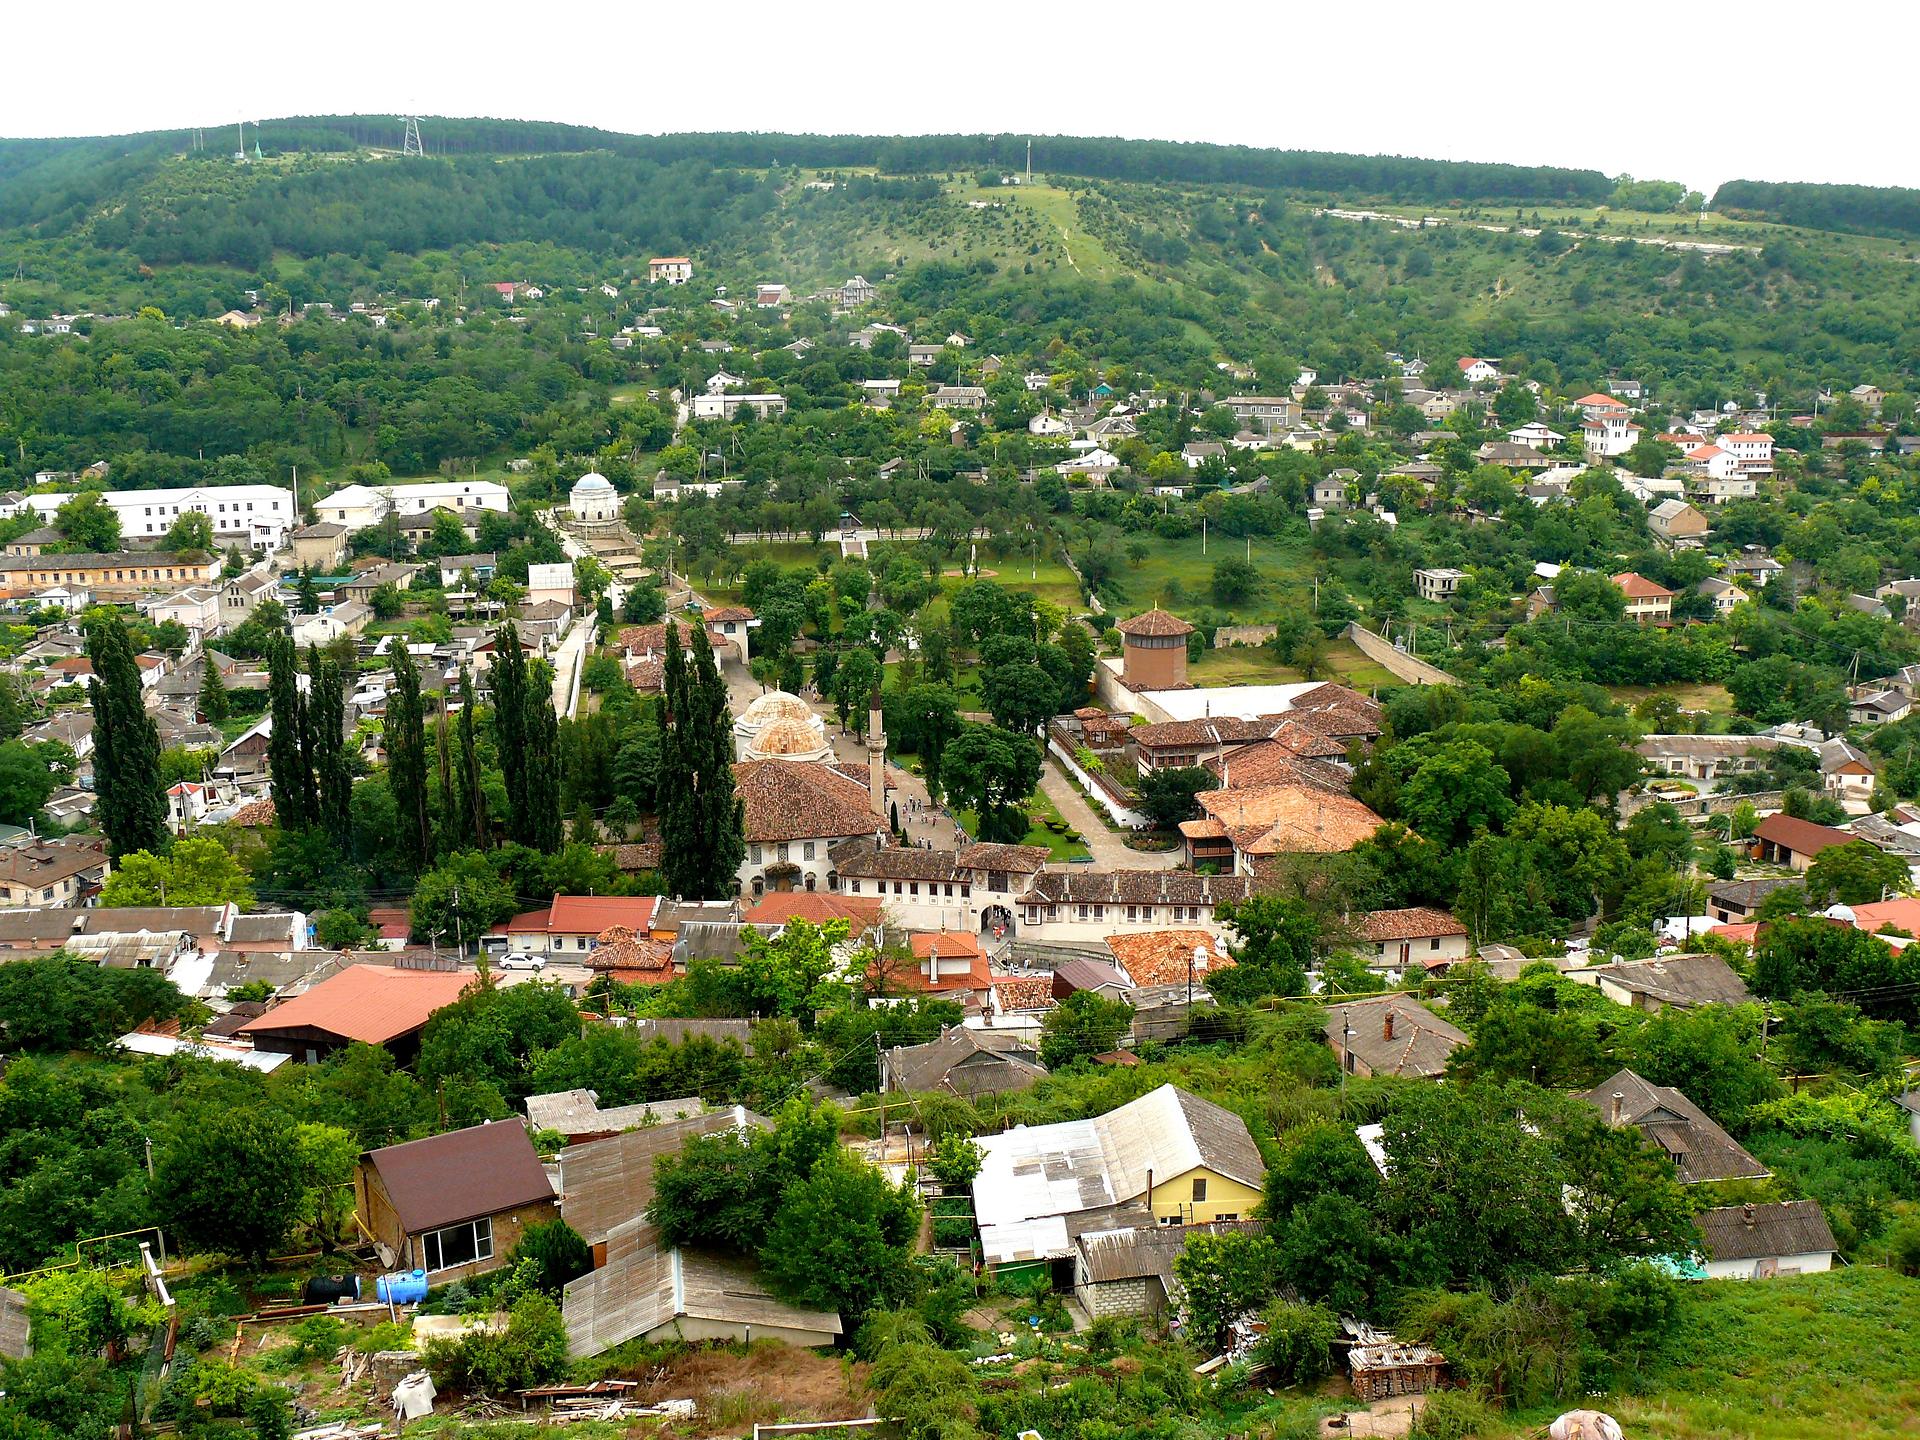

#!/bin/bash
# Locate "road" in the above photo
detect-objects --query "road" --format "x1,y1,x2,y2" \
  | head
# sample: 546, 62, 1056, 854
1037, 758, 1180, 870
539, 506, 627, 718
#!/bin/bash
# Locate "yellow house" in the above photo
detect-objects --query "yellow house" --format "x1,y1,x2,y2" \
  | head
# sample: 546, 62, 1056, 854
972, 1083, 1267, 1272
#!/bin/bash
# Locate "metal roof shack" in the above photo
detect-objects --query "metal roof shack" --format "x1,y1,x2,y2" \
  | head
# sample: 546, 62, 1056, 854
557, 1107, 765, 1249
1349, 1340, 1447, 1402
523, 1088, 705, 1144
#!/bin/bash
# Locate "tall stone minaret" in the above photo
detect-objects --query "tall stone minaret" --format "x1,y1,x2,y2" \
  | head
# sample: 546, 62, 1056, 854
866, 687, 886, 816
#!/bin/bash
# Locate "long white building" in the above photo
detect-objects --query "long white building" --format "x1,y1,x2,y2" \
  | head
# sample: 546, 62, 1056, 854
8, 485, 298, 550
315, 480, 511, 533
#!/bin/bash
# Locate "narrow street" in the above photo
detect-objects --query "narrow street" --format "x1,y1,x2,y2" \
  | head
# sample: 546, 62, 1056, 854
1038, 758, 1179, 870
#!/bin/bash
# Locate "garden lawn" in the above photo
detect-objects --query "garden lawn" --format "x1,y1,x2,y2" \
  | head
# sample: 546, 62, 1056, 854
955, 784, 1089, 862
1190, 639, 1398, 691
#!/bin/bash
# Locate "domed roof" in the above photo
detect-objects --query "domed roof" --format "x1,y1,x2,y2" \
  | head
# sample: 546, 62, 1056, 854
571, 470, 616, 495
740, 690, 812, 726
753, 716, 828, 757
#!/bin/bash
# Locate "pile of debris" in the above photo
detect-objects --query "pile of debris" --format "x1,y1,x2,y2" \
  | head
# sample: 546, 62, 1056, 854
515, 1381, 696, 1423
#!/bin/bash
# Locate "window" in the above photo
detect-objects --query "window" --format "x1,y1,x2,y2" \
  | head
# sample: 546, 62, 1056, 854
803, 841, 815, 861
1429, 937, 1441, 950
909, 883, 919, 897
777, 842, 790, 862
1191, 1177, 1208, 1203
1126, 906, 1138, 922
421, 1217, 493, 1273
751, 844, 762, 864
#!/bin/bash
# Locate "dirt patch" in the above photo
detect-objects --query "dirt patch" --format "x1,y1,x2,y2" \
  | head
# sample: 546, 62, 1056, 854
1320, 1394, 1423, 1438
626, 1344, 869, 1436
943, 568, 999, 578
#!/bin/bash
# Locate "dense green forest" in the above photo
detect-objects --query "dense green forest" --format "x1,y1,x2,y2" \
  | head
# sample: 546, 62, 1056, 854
1714, 177, 1920, 240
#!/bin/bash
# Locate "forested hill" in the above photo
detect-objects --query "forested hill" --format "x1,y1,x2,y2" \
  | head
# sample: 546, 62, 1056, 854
1712, 178, 1920, 241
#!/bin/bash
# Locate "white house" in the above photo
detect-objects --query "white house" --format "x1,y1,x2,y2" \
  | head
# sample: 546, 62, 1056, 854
23, 484, 298, 550
527, 562, 576, 608
1457, 357, 1501, 385
317, 480, 510, 532
648, 257, 693, 284
1028, 411, 1071, 438
1720, 431, 1775, 476
1058, 448, 1120, 477
1696, 1201, 1836, 1280
1506, 423, 1565, 449
705, 371, 745, 395
691, 393, 787, 422
1582, 414, 1640, 458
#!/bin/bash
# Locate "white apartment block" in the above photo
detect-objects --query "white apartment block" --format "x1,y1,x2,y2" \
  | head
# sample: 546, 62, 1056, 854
316, 480, 511, 532
18, 485, 298, 550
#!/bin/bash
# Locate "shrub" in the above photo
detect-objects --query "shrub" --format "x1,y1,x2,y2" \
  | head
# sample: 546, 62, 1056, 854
510, 1218, 593, 1296
927, 1133, 985, 1186
1253, 1299, 1339, 1387
1413, 1389, 1495, 1439
423, 1292, 570, 1396
283, 1314, 346, 1363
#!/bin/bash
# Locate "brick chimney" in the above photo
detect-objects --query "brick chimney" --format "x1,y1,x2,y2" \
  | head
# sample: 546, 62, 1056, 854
1382, 1009, 1396, 1041
1742, 1203, 1756, 1227
1610, 1091, 1624, 1125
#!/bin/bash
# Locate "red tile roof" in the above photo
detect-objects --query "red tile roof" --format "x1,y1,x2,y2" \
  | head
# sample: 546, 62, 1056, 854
1611, 572, 1675, 600
1103, 929, 1232, 987
1751, 812, 1852, 860
238, 964, 473, 1046
991, 975, 1056, 1012
734, 760, 880, 844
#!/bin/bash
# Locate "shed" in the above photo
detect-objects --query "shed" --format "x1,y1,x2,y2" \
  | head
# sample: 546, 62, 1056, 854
354, 1119, 558, 1282
1072, 1219, 1264, 1319
1349, 1341, 1448, 1402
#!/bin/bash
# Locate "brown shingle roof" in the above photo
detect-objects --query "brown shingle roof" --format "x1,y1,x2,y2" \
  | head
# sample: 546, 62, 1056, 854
1576, 1068, 1770, 1185
733, 760, 879, 844
1581, 953, 1753, 1008
954, 842, 1051, 873
363, 1118, 554, 1234
1752, 813, 1852, 860
831, 840, 961, 882
1115, 608, 1194, 638
1197, 784, 1384, 855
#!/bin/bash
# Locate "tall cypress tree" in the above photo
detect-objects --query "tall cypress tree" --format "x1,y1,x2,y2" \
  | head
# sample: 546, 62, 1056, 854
86, 614, 166, 858
199, 654, 231, 724
387, 650, 432, 873
265, 632, 314, 830
490, 622, 531, 840
306, 646, 352, 845
457, 666, 489, 849
525, 685, 564, 853
659, 623, 745, 900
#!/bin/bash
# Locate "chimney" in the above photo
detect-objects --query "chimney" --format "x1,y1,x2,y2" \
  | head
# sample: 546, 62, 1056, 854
1193, 943, 1209, 976
1382, 1010, 1396, 1041
1610, 1091, 1624, 1126
1742, 1203, 1756, 1227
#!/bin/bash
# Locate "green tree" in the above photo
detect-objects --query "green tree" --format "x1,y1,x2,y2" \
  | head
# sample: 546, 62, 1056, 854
1213, 893, 1318, 1002
1210, 555, 1265, 607
0, 740, 70, 827
1138, 764, 1213, 830
162, 510, 215, 553
386, 648, 432, 872
1400, 739, 1513, 847
760, 1149, 918, 1322
939, 724, 1041, 843
1616, 1004, 1783, 1127
1038, 990, 1135, 1068
99, 837, 254, 907
979, 661, 1058, 735
266, 631, 315, 830
416, 973, 576, 1107
658, 624, 746, 899
1173, 1230, 1282, 1349
1253, 1299, 1341, 1387
85, 613, 166, 857
409, 852, 518, 954
154, 1108, 307, 1262
199, 654, 231, 723
308, 646, 353, 846
510, 1218, 593, 1296
0, 956, 186, 1052
53, 493, 120, 553
1804, 840, 1910, 906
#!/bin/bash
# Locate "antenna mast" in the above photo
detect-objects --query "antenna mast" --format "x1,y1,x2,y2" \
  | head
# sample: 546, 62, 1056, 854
403, 117, 425, 158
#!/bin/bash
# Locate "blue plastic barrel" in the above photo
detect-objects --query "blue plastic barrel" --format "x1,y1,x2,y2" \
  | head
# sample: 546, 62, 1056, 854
375, 1269, 429, 1304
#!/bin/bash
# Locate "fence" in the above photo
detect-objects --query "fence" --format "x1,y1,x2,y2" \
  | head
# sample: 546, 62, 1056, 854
1344, 622, 1458, 686
1047, 728, 1150, 828
1618, 788, 1785, 820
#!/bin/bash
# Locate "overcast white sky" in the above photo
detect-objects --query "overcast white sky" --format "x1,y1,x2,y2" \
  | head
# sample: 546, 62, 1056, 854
6, 1, 1914, 196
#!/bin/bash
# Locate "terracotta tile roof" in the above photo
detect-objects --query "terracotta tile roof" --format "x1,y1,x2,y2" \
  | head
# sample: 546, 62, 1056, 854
616, 620, 728, 656
1355, 907, 1467, 942
1284, 706, 1381, 741
363, 1118, 554, 1234
1103, 929, 1232, 987
0, 840, 108, 887
742, 892, 883, 928
734, 760, 880, 844
238, 964, 473, 1046
702, 605, 756, 623
1611, 572, 1676, 600
911, 930, 985, 961
1133, 716, 1283, 750
229, 797, 277, 827
1206, 739, 1349, 791
585, 927, 676, 980
991, 975, 1056, 1012
1197, 784, 1384, 855
1115, 608, 1194, 638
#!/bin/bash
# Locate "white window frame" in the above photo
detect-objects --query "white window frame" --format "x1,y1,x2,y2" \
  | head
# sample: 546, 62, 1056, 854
420, 1216, 493, 1273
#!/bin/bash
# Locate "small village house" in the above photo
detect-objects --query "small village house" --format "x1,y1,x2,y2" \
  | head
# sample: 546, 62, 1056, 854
354, 1119, 558, 1282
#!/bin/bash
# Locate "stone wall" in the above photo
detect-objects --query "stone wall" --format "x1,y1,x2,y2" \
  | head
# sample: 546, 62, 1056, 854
1344, 622, 1458, 686
1214, 624, 1277, 648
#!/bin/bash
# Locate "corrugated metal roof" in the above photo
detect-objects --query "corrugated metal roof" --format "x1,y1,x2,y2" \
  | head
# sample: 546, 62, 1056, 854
562, 1219, 841, 1358
1076, 1219, 1266, 1283
524, 1089, 706, 1138
557, 1107, 764, 1246
238, 963, 473, 1046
